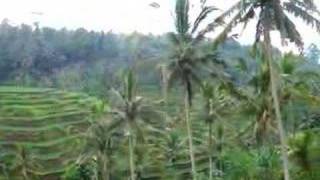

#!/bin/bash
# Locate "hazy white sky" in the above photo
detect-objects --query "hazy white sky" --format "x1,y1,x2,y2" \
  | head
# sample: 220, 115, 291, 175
0, 0, 319, 50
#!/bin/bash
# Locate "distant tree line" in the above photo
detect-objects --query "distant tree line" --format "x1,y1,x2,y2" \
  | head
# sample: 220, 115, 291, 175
0, 20, 167, 86
0, 19, 318, 97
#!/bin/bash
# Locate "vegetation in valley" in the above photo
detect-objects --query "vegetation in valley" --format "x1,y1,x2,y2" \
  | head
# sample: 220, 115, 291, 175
0, 87, 102, 179
0, 0, 320, 180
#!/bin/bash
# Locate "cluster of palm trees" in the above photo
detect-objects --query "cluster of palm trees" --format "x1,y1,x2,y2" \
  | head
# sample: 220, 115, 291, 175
79, 0, 320, 180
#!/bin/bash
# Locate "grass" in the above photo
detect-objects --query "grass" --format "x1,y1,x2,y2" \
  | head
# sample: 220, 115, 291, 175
0, 86, 102, 177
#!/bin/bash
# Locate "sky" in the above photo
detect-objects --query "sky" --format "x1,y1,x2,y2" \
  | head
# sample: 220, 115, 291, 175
0, 0, 319, 50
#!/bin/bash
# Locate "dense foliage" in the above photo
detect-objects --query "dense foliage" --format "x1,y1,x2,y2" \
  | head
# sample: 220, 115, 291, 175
0, 20, 169, 96
0, 0, 320, 179
0, 19, 318, 95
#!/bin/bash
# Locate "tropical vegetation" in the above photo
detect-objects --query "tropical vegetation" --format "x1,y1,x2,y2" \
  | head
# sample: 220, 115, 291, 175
0, 0, 320, 180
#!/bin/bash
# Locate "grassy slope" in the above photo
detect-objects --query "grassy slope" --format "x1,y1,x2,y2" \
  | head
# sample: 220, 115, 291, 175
0, 86, 102, 177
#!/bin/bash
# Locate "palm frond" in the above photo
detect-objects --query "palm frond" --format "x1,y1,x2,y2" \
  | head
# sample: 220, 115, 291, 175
201, 81, 214, 99
281, 54, 297, 75
194, 0, 242, 41
191, 6, 218, 34
273, 0, 288, 41
139, 104, 165, 128
175, 0, 190, 35
282, 14, 304, 48
166, 62, 182, 90
124, 69, 136, 101
109, 88, 126, 107
109, 111, 126, 130
214, 0, 242, 24
167, 32, 180, 46
197, 50, 222, 65
284, 2, 320, 33
300, 0, 319, 13
194, 21, 221, 43
289, 0, 320, 15
212, 11, 243, 49
82, 121, 113, 157
239, 6, 255, 35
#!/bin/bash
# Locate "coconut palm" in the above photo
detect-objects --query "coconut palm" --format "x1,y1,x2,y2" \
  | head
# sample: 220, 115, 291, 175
163, 0, 224, 178
10, 146, 40, 180
200, 82, 215, 180
78, 121, 117, 180
233, 51, 320, 180
233, 50, 320, 146
209, 1, 320, 179
279, 57, 320, 176
278, 53, 320, 133
200, 82, 233, 179
235, 47, 278, 145
108, 70, 164, 180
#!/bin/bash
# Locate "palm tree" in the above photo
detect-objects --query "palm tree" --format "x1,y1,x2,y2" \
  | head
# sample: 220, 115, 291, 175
163, 0, 223, 178
236, 48, 278, 145
11, 146, 39, 180
78, 121, 116, 180
233, 50, 320, 179
233, 50, 320, 145
241, 51, 319, 139
209, 1, 320, 179
200, 82, 215, 180
278, 53, 320, 133
200, 81, 236, 179
108, 70, 164, 180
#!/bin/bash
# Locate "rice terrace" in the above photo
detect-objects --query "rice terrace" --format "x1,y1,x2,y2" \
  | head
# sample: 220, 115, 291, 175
0, 0, 320, 179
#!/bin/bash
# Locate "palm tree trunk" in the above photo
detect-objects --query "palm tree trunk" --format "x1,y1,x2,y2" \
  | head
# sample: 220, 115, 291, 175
208, 122, 213, 180
162, 72, 169, 123
22, 167, 29, 180
128, 126, 135, 180
263, 29, 290, 180
216, 123, 223, 174
184, 90, 197, 180
98, 154, 109, 180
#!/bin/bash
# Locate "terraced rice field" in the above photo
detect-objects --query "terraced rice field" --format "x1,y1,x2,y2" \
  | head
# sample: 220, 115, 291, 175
0, 86, 102, 178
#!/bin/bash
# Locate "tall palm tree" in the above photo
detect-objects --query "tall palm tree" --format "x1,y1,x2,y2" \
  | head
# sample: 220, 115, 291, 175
278, 53, 320, 132
237, 47, 278, 145
163, 0, 223, 178
108, 70, 164, 180
200, 82, 215, 180
234, 51, 320, 144
209, 1, 320, 179
234, 51, 320, 179
200, 82, 231, 180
